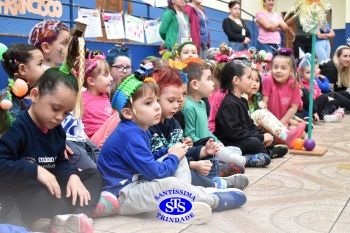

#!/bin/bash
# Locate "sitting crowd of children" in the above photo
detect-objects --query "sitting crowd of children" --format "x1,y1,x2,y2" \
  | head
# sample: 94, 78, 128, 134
0, 19, 347, 233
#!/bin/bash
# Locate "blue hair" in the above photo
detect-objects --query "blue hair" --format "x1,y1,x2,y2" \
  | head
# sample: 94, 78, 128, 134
106, 44, 132, 66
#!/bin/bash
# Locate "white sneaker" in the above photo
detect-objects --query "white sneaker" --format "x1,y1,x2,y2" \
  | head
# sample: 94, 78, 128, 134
324, 114, 342, 123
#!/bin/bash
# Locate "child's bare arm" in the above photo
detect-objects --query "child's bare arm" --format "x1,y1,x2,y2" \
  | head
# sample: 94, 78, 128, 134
280, 103, 298, 125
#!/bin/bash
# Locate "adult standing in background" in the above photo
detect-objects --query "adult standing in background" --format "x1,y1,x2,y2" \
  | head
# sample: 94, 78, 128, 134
183, 0, 210, 59
159, 0, 190, 50
222, 0, 251, 52
316, 23, 335, 64
256, 0, 293, 54
286, 16, 312, 59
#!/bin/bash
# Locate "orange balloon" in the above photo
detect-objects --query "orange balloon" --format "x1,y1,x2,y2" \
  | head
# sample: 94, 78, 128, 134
292, 138, 304, 150
0, 99, 12, 110
12, 79, 28, 97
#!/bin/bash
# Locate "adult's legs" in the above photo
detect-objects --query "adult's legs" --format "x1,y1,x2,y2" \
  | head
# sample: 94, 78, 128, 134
228, 41, 247, 52
200, 42, 209, 60
316, 40, 328, 64
327, 92, 350, 110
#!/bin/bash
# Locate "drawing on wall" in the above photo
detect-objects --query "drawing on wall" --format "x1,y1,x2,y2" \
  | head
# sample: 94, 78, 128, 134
124, 14, 145, 43
103, 12, 125, 39
144, 20, 162, 44
78, 8, 103, 38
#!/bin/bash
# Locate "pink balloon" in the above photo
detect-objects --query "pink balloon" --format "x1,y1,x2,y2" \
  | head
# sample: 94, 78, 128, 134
266, 52, 273, 61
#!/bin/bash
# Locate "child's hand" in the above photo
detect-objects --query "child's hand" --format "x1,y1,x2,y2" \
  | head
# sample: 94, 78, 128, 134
37, 166, 61, 199
66, 174, 91, 207
64, 144, 74, 159
313, 113, 320, 122
205, 138, 220, 156
263, 133, 273, 147
289, 118, 299, 126
319, 74, 325, 79
183, 137, 193, 148
190, 160, 212, 176
258, 101, 266, 109
168, 143, 188, 160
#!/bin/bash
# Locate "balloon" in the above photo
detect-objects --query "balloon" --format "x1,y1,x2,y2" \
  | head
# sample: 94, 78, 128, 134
259, 50, 267, 60
0, 99, 12, 110
12, 79, 28, 98
292, 138, 304, 150
266, 52, 273, 61
304, 139, 316, 151
0, 43, 8, 60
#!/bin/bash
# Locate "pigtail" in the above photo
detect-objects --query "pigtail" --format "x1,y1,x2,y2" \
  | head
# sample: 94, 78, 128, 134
73, 36, 85, 119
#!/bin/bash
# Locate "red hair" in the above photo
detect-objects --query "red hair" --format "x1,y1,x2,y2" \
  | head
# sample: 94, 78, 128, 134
153, 66, 182, 91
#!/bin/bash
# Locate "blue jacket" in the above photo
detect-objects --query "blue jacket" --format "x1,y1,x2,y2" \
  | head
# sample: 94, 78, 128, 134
0, 110, 79, 196
315, 77, 330, 93
98, 120, 179, 196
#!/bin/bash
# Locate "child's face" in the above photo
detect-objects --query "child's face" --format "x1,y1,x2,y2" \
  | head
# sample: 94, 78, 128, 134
236, 67, 252, 94
131, 91, 161, 130
30, 84, 77, 129
301, 67, 312, 82
249, 70, 261, 95
180, 44, 198, 61
46, 30, 70, 66
197, 69, 214, 98
24, 49, 44, 86
110, 56, 132, 85
271, 57, 294, 84
93, 68, 113, 94
314, 64, 321, 77
159, 85, 182, 120
177, 83, 188, 111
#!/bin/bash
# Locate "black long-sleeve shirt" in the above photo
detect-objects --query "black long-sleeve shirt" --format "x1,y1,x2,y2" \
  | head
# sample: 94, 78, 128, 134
320, 60, 347, 92
0, 110, 79, 196
222, 17, 251, 42
214, 93, 264, 146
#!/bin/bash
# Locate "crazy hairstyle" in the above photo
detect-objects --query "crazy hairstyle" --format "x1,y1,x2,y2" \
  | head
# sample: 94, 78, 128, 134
2, 43, 40, 77
106, 44, 132, 67
153, 66, 183, 91
28, 19, 69, 50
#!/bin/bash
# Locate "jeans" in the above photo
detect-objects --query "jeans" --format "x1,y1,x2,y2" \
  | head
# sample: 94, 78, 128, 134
228, 41, 248, 52
293, 35, 312, 58
190, 170, 215, 188
66, 139, 99, 170
316, 40, 331, 64
257, 41, 279, 54
200, 42, 209, 60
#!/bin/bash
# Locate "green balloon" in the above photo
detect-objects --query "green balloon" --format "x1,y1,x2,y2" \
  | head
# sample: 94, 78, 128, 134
0, 43, 8, 60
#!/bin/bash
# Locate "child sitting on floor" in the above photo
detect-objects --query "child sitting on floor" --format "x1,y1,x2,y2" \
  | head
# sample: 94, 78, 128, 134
97, 68, 247, 224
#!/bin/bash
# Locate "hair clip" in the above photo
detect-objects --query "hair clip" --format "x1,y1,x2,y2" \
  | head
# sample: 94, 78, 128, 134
134, 63, 154, 81
277, 48, 293, 56
85, 55, 106, 76
115, 42, 129, 51
87, 50, 105, 59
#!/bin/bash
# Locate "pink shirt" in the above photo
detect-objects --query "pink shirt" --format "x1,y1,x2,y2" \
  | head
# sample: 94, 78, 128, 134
256, 11, 282, 44
262, 75, 301, 120
208, 90, 227, 133
90, 111, 120, 148
82, 91, 113, 138
301, 79, 322, 99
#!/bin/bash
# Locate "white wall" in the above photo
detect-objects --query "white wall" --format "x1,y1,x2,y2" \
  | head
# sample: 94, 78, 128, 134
201, 0, 346, 29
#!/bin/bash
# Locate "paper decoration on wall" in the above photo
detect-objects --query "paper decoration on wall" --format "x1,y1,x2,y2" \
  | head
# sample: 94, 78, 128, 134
155, 0, 168, 7
144, 20, 162, 44
142, 0, 168, 7
103, 12, 125, 39
78, 8, 103, 38
124, 14, 145, 43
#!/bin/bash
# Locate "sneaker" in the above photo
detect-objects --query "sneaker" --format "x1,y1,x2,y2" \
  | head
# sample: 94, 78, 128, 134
270, 145, 288, 158
244, 153, 271, 167
222, 174, 249, 190
324, 114, 342, 123
50, 214, 93, 233
219, 162, 245, 177
284, 121, 306, 149
212, 188, 247, 211
332, 108, 345, 118
92, 191, 119, 218
184, 202, 212, 225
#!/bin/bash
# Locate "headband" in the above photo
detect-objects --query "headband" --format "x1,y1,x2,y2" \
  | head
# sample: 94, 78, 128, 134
298, 53, 312, 70
85, 55, 106, 78
111, 63, 156, 115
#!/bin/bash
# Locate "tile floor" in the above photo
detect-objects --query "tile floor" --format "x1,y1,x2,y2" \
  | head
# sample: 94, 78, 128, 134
35, 116, 350, 233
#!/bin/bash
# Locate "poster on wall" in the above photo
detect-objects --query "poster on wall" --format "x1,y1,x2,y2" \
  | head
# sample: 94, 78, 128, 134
144, 20, 162, 44
103, 12, 125, 39
78, 8, 103, 38
124, 14, 145, 43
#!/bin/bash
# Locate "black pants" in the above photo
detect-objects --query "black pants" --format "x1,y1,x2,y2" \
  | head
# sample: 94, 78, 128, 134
293, 35, 312, 58
326, 91, 350, 111
0, 168, 102, 229
229, 137, 275, 156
